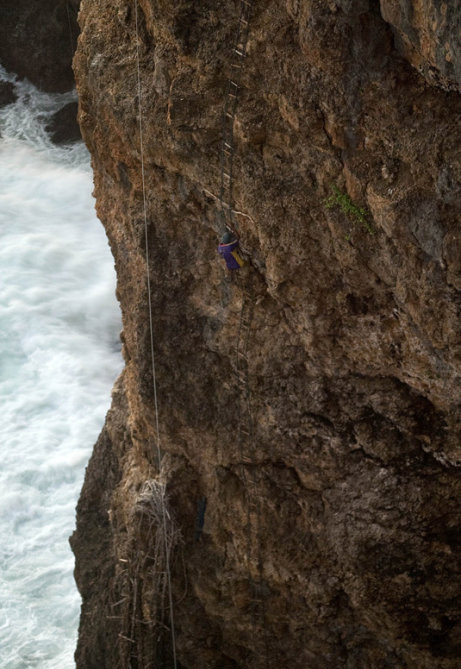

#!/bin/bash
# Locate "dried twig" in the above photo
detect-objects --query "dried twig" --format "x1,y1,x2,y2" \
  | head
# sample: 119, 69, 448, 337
116, 480, 181, 667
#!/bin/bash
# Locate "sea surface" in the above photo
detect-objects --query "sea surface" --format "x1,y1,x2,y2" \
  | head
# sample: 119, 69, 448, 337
0, 68, 122, 668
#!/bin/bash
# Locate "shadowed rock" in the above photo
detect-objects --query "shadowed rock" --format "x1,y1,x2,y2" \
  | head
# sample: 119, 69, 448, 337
0, 0, 80, 93
46, 102, 81, 145
0, 80, 17, 107
380, 0, 461, 91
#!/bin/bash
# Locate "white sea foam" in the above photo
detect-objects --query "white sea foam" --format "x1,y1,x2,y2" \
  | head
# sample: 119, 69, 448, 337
0, 67, 122, 668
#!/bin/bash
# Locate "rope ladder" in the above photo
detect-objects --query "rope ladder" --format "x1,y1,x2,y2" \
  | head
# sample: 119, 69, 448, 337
218, 3, 270, 665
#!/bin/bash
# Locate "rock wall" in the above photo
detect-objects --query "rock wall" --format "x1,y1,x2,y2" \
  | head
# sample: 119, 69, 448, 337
0, 0, 80, 92
380, 0, 461, 91
72, 1, 461, 667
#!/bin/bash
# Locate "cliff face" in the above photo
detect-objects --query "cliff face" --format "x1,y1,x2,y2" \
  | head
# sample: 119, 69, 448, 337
72, 1, 461, 667
379, 0, 461, 91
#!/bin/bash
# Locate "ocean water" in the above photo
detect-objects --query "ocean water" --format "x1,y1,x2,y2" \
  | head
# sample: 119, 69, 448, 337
0, 68, 122, 667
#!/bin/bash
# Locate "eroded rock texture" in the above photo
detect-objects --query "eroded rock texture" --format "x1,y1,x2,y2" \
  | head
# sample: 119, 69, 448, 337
72, 1, 461, 667
380, 0, 461, 91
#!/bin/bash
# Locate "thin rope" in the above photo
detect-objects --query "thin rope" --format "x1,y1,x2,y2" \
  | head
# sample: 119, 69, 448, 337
134, 2, 177, 667
65, 3, 75, 61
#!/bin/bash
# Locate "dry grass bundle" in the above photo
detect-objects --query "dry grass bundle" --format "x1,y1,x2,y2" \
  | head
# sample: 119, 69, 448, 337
115, 479, 181, 668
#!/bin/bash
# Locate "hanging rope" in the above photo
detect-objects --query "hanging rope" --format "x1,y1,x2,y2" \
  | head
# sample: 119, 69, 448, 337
65, 2, 76, 62
134, 2, 178, 666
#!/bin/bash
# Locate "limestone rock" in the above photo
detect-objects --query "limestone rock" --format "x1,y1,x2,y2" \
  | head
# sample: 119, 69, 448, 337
72, 1, 461, 667
379, 0, 461, 91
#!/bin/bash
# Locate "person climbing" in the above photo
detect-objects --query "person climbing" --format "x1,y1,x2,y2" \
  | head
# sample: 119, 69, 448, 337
217, 230, 245, 270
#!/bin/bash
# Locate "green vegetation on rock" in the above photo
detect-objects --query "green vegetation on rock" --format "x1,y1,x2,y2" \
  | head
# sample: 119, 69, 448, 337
325, 185, 374, 235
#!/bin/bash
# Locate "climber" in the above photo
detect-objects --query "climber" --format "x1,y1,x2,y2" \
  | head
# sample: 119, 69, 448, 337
217, 230, 245, 270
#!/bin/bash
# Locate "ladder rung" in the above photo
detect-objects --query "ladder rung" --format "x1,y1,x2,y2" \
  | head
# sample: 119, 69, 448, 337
223, 172, 231, 180
225, 111, 234, 119
234, 48, 245, 57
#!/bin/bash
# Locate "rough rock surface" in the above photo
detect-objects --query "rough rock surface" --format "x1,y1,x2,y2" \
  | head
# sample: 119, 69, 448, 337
0, 0, 80, 92
0, 80, 17, 107
46, 102, 82, 144
72, 1, 461, 667
380, 0, 461, 91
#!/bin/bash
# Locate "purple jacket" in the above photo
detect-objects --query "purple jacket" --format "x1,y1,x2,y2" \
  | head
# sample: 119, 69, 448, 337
218, 239, 245, 270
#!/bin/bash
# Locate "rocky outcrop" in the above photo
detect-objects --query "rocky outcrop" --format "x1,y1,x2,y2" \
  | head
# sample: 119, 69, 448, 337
380, 0, 461, 91
46, 102, 81, 144
0, 0, 80, 92
72, 1, 461, 667
70, 378, 127, 669
0, 80, 17, 107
